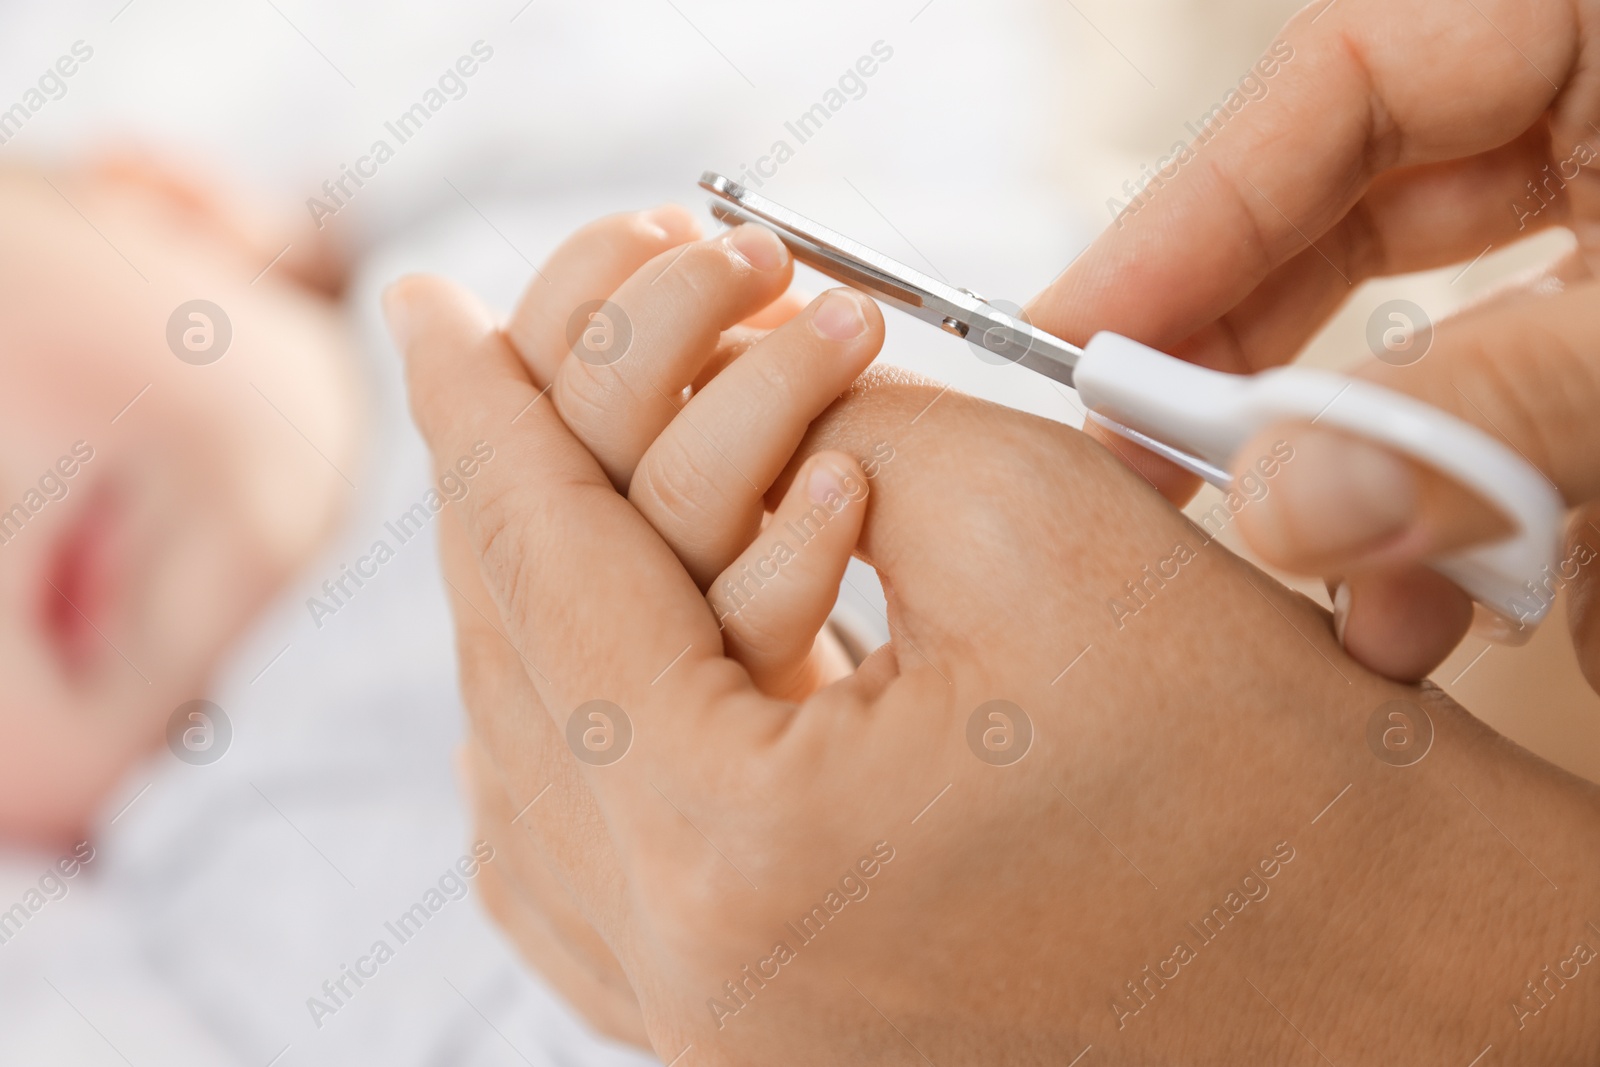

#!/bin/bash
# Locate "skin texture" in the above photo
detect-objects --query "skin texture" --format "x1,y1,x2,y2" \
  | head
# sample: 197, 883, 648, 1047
501, 209, 874, 698
1023, 0, 1600, 684
388, 207, 1600, 1062
0, 159, 359, 847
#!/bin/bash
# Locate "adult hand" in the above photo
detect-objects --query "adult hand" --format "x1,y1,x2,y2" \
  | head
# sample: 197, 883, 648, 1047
1028, 0, 1600, 684
387, 273, 1600, 1064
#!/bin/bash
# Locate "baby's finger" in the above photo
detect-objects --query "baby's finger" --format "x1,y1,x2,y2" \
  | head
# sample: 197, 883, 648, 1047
708, 451, 868, 698
690, 325, 765, 393
691, 290, 814, 391
554, 224, 794, 490
505, 205, 700, 385
631, 289, 882, 587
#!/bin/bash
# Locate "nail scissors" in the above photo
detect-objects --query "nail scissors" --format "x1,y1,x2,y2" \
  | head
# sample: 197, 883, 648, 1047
700, 171, 1565, 639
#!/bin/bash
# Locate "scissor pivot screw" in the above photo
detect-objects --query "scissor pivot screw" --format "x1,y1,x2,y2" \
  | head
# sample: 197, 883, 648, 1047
940, 316, 969, 338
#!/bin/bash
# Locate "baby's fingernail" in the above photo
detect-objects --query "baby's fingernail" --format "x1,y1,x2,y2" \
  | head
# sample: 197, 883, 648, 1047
1250, 429, 1418, 564
728, 224, 787, 271
812, 290, 866, 341
808, 460, 848, 503
1332, 580, 1351, 645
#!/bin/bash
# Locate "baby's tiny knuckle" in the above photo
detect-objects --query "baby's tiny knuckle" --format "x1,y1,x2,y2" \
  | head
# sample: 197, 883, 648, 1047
553, 366, 621, 443
634, 449, 722, 537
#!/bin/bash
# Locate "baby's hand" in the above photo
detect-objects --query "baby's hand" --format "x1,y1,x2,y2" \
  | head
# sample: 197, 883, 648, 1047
503, 206, 884, 698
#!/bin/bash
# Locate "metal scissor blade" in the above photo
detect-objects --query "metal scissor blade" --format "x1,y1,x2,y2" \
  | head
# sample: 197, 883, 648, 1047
706, 199, 933, 317
700, 172, 1242, 485
700, 172, 1083, 388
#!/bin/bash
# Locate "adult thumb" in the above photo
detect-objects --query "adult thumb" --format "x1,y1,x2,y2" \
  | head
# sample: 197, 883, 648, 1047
1234, 280, 1600, 576
1229, 278, 1600, 680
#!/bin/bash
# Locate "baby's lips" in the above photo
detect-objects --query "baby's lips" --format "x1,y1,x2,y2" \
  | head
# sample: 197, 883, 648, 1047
40, 480, 124, 673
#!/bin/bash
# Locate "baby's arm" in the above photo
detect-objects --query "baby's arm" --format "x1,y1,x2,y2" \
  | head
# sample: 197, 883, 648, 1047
504, 207, 882, 697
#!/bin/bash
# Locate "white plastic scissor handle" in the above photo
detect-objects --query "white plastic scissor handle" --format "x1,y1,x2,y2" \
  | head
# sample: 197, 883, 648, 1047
1074, 332, 1566, 639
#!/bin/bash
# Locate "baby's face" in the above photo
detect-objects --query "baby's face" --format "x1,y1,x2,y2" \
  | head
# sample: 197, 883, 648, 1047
0, 164, 362, 847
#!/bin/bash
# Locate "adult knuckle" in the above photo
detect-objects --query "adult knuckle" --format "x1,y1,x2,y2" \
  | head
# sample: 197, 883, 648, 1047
1455, 320, 1597, 483
1340, 197, 1388, 284
1204, 156, 1281, 277
469, 480, 538, 630
640, 832, 768, 951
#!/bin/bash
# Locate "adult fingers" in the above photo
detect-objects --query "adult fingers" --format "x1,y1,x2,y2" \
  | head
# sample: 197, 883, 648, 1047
630, 289, 882, 587
553, 224, 794, 490
1029, 0, 1584, 360
1236, 280, 1600, 572
1231, 425, 1501, 682
1032, 1, 1590, 499
1232, 279, 1600, 678
1233, 424, 1510, 577
436, 488, 636, 944
460, 738, 650, 1050
1179, 124, 1574, 379
1564, 505, 1600, 693
389, 273, 758, 794
1331, 568, 1474, 683
505, 205, 701, 385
